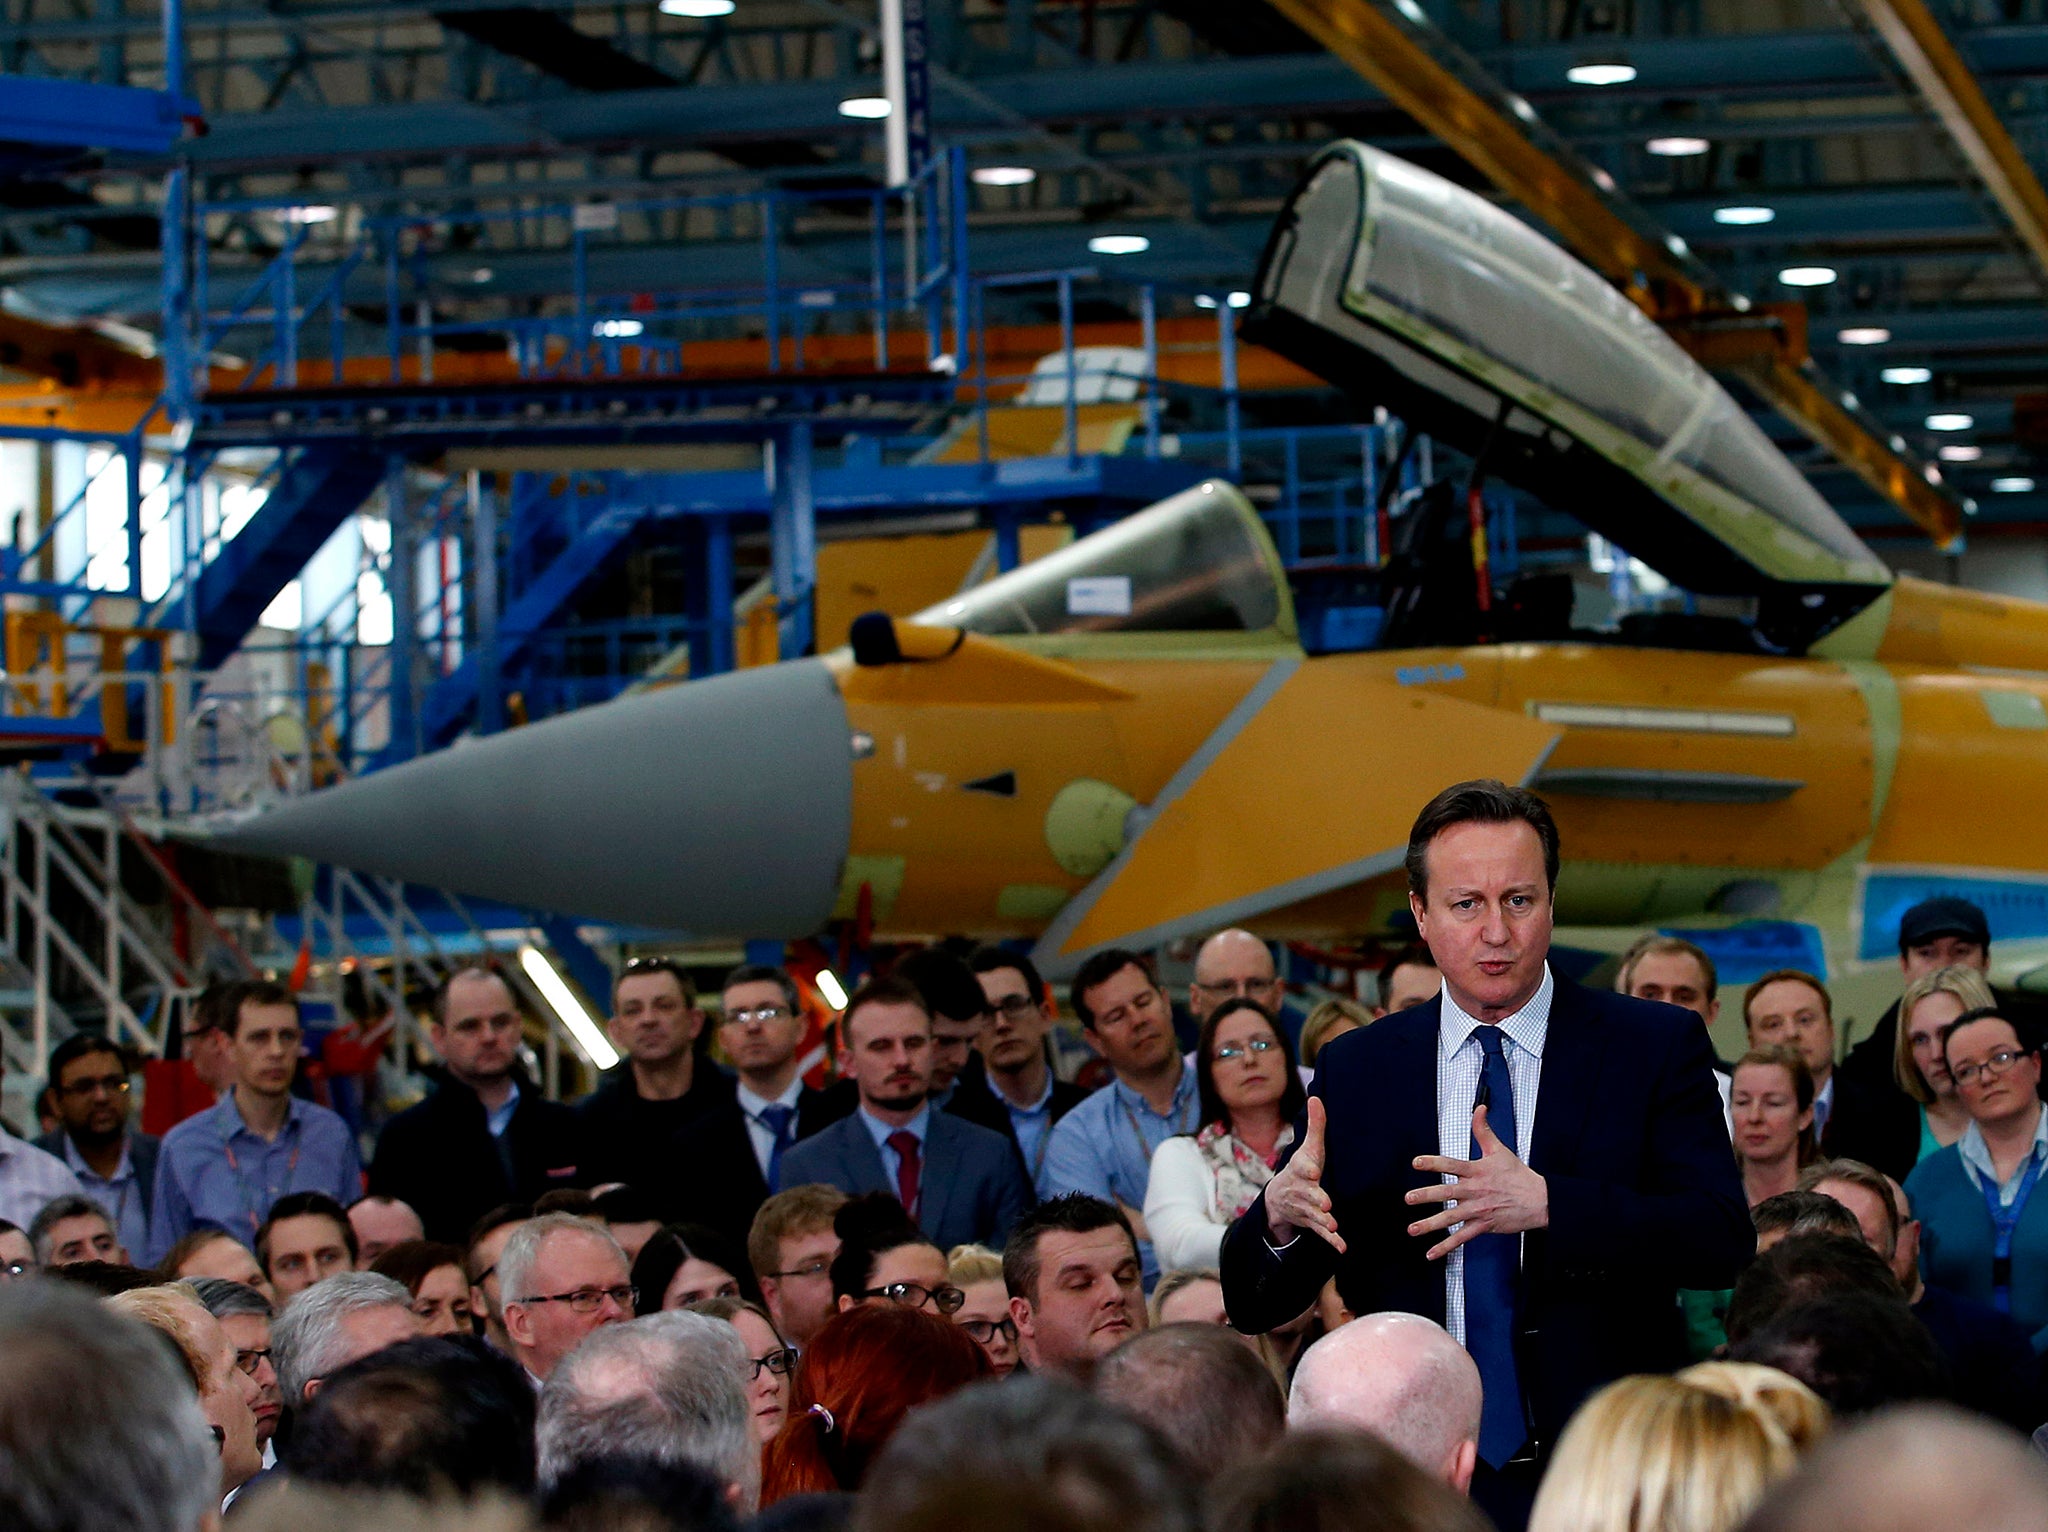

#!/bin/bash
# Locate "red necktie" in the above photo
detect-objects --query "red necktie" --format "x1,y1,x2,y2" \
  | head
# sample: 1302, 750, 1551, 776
888, 1130, 922, 1221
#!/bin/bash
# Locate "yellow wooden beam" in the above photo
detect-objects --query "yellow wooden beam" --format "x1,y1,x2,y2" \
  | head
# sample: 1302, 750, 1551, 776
1857, 0, 2048, 280
1265, 0, 1964, 550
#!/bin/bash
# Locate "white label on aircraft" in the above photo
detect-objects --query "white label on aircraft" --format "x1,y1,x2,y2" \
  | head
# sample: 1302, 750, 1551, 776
1533, 702, 1796, 737
1067, 576, 1133, 616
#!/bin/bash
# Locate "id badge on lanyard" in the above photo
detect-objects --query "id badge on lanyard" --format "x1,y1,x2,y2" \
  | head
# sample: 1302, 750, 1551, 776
1977, 1151, 2045, 1314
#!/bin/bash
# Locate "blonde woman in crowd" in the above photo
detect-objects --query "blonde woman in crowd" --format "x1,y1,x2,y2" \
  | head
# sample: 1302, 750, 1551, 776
1894, 964, 1996, 1162
1298, 997, 1373, 1072
946, 1243, 1018, 1375
1528, 1367, 1826, 1532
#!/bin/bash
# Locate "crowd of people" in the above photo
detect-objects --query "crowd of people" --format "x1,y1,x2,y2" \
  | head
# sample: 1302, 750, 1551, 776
7, 778, 2048, 1532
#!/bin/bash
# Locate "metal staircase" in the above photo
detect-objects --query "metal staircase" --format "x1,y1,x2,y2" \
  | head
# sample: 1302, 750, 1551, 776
189, 444, 389, 667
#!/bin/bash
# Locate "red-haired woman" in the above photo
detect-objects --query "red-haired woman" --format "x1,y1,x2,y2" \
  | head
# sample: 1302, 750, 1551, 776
759, 1302, 990, 1505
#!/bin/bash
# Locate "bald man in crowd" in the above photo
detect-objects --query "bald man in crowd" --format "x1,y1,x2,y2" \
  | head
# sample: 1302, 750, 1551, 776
1189, 931, 1286, 1038
1288, 1311, 1484, 1494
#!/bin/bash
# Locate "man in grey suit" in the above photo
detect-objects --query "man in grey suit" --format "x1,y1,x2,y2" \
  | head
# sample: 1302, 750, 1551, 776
35, 1035, 158, 1260
781, 974, 1032, 1251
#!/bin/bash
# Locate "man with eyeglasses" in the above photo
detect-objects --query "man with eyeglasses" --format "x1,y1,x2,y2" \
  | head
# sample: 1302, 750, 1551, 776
580, 957, 729, 1200
1189, 929, 1286, 1034
371, 966, 591, 1244
748, 1184, 847, 1349
669, 965, 847, 1244
35, 1035, 158, 1258
960, 947, 1090, 1198
497, 1211, 636, 1387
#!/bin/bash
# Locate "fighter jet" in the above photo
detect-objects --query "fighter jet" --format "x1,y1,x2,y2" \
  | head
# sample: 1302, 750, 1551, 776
213, 142, 2048, 982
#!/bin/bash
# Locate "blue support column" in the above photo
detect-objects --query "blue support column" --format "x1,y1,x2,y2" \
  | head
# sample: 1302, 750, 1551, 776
123, 432, 143, 598
1220, 303, 1242, 480
385, 457, 419, 762
704, 513, 735, 676
470, 469, 503, 735
994, 513, 1020, 573
770, 424, 816, 659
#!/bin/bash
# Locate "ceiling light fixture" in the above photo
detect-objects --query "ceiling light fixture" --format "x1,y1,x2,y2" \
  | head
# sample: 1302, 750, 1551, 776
1778, 265, 1837, 286
1647, 135, 1710, 157
658, 0, 736, 13
1567, 57, 1638, 86
1881, 366, 1933, 385
593, 318, 645, 338
1227, 291, 1251, 308
971, 165, 1036, 187
1938, 444, 1983, 462
1088, 234, 1150, 255
838, 96, 891, 119
1926, 412, 1974, 431
1193, 295, 1219, 310
1713, 205, 1774, 225
1993, 477, 2036, 493
285, 205, 338, 225
1837, 326, 1891, 345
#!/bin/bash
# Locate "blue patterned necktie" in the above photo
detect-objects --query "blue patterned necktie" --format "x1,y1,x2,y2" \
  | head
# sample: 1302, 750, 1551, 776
1467, 1025, 1527, 1468
758, 1103, 797, 1191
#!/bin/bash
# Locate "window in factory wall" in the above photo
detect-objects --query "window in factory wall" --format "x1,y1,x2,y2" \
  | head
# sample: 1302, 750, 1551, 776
260, 579, 304, 631
78, 446, 168, 595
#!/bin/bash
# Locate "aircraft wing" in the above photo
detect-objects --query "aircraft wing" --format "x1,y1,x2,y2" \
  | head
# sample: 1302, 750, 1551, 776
1032, 656, 1562, 971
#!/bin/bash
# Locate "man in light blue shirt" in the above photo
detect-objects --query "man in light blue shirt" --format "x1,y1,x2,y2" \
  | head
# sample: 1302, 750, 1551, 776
1042, 949, 1198, 1287
149, 982, 361, 1261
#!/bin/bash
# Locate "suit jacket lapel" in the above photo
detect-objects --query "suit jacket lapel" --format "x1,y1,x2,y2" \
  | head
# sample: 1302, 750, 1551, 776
841, 1116, 895, 1199
1528, 976, 1600, 1177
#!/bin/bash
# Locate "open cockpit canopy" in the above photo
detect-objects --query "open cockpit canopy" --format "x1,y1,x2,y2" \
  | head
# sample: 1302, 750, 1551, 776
1253, 141, 1891, 646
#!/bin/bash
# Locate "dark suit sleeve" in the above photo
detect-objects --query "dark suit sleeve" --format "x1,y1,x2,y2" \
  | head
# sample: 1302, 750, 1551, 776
1220, 1084, 1338, 1333
1537, 1017, 1753, 1289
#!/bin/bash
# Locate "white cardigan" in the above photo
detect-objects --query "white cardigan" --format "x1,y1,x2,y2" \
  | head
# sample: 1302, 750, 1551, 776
1144, 1135, 1228, 1273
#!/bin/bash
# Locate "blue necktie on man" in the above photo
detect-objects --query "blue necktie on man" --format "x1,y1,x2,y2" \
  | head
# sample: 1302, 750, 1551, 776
759, 1103, 797, 1191
1467, 1024, 1527, 1467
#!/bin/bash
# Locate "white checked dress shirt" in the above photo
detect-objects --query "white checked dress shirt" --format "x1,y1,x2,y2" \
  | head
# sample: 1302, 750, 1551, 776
1435, 965, 1552, 1345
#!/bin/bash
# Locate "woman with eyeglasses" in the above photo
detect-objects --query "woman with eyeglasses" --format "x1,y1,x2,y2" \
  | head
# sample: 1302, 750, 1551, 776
829, 1193, 966, 1321
945, 1242, 1018, 1374
630, 1222, 762, 1316
1906, 1008, 2048, 1347
1144, 998, 1307, 1274
688, 1294, 798, 1445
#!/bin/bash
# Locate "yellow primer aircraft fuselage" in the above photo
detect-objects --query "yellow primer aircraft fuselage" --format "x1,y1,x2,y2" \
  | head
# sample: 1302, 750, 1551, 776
830, 555, 2048, 984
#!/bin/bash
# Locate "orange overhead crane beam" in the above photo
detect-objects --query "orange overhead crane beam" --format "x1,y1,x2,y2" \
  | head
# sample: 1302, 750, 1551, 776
1262, 0, 1965, 551
0, 317, 1321, 436
1855, 0, 2048, 282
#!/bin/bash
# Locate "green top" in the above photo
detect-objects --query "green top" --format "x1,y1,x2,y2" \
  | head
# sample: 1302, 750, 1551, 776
1919, 1107, 1943, 1167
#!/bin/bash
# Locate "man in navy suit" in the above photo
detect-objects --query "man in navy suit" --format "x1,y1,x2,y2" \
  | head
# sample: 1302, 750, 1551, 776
781, 974, 1032, 1251
668, 964, 849, 1243
1221, 779, 1752, 1528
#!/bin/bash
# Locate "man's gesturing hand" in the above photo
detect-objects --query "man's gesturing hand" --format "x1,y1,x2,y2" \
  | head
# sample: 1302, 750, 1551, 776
1264, 1097, 1345, 1252
1404, 1105, 1548, 1261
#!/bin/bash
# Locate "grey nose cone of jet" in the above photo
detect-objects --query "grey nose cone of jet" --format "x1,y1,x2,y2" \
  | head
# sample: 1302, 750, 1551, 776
206, 659, 854, 937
